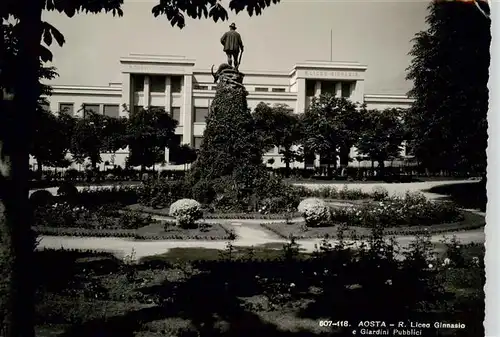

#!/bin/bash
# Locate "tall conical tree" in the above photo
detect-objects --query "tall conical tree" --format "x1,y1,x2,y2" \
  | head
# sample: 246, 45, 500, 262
190, 81, 267, 187
405, 0, 490, 174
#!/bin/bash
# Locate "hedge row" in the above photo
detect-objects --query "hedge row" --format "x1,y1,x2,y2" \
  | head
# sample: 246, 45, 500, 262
130, 206, 301, 220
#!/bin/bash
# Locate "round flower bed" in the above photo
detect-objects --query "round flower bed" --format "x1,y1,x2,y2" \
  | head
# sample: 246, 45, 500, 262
169, 199, 203, 229
297, 198, 330, 227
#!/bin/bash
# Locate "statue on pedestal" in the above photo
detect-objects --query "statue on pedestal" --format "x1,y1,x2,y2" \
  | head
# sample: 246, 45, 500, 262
220, 23, 244, 70
211, 23, 245, 88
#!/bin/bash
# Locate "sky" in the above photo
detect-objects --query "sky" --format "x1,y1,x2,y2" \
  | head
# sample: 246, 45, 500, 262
42, 0, 430, 95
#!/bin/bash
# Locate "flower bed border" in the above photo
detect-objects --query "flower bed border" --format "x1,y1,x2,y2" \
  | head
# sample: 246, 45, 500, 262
126, 204, 301, 220
260, 211, 485, 240
34, 221, 236, 241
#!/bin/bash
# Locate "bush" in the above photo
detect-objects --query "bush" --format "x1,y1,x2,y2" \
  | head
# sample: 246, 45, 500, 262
33, 202, 83, 228
297, 198, 330, 227
372, 186, 389, 201
57, 182, 79, 201
138, 179, 191, 209
29, 190, 54, 208
117, 210, 153, 230
77, 186, 139, 208
169, 199, 203, 228
191, 180, 217, 205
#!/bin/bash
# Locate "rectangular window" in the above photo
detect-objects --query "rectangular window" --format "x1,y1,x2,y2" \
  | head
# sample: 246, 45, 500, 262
150, 75, 166, 93
150, 106, 165, 112
194, 136, 204, 150
210, 86, 217, 90
171, 107, 181, 124
133, 75, 145, 92
194, 107, 209, 123
255, 87, 269, 92
272, 88, 286, 93
83, 104, 100, 118
306, 80, 315, 97
59, 103, 74, 114
341, 82, 351, 98
321, 81, 336, 95
103, 104, 120, 118
171, 76, 182, 93
194, 84, 209, 90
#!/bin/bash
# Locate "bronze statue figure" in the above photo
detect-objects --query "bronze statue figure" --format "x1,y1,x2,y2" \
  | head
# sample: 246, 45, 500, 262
220, 23, 244, 70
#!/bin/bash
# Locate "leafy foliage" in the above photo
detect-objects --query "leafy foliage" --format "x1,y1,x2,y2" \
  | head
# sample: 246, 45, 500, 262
356, 108, 405, 172
301, 94, 364, 174
69, 110, 107, 168
190, 83, 266, 183
405, 0, 490, 173
168, 144, 197, 168
126, 107, 178, 170
101, 115, 128, 154
152, 0, 281, 28
31, 109, 74, 171
253, 103, 302, 176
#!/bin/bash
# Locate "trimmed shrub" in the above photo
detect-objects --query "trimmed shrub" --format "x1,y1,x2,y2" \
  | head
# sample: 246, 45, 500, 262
169, 199, 203, 228
29, 190, 54, 208
297, 198, 330, 227
77, 186, 139, 208
57, 182, 78, 201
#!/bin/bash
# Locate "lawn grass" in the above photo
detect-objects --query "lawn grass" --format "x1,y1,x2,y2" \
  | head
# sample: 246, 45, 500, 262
35, 221, 235, 240
261, 211, 485, 239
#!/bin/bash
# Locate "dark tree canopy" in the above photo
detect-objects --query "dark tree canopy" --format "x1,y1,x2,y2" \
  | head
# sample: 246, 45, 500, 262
405, 0, 490, 173
126, 107, 178, 170
357, 108, 405, 170
253, 103, 302, 176
301, 94, 363, 175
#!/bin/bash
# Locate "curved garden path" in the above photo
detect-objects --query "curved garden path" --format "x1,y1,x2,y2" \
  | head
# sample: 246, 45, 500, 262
32, 179, 485, 260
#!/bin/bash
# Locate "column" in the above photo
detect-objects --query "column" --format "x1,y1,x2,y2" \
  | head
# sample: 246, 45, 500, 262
296, 78, 306, 113
144, 75, 150, 108
120, 73, 132, 117
164, 76, 172, 163
335, 82, 342, 98
182, 74, 193, 145
351, 80, 365, 104
314, 81, 321, 97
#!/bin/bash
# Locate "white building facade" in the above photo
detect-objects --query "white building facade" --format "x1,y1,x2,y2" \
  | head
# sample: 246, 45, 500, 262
41, 54, 414, 170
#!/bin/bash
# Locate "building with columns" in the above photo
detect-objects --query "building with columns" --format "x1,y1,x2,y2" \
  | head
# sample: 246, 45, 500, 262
41, 53, 414, 170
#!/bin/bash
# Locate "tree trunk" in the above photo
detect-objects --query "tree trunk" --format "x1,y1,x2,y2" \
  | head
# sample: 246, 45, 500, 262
36, 161, 43, 180
0, 4, 42, 336
284, 160, 291, 178
378, 160, 385, 178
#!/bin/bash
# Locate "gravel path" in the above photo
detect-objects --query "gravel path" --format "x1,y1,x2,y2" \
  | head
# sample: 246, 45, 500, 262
37, 227, 485, 261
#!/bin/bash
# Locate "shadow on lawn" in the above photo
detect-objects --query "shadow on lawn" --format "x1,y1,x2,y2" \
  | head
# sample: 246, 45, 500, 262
56, 263, 333, 337
424, 181, 486, 211
36, 241, 484, 337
